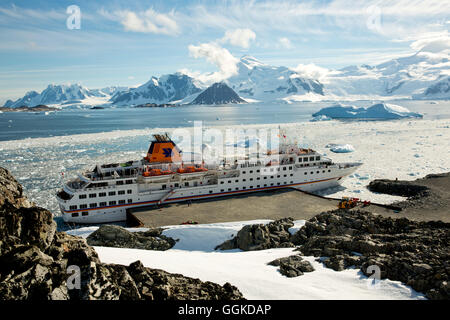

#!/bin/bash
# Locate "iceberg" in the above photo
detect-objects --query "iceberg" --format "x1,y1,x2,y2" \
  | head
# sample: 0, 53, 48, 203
310, 114, 332, 122
313, 103, 423, 120
328, 144, 355, 153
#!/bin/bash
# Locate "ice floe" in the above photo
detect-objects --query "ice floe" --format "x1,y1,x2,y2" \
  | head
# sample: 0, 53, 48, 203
313, 103, 423, 120
326, 143, 355, 153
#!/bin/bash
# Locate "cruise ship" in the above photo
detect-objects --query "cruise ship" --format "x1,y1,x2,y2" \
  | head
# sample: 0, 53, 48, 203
57, 134, 362, 224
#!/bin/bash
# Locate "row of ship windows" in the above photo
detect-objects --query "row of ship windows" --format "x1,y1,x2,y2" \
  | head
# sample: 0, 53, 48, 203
299, 156, 320, 162
219, 169, 330, 184
72, 211, 89, 217
85, 179, 134, 190
218, 181, 294, 192
241, 166, 293, 174
220, 174, 294, 184
69, 199, 133, 210
79, 189, 133, 199
307, 170, 331, 175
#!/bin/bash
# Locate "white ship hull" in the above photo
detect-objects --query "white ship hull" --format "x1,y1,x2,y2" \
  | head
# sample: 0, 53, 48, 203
59, 163, 359, 224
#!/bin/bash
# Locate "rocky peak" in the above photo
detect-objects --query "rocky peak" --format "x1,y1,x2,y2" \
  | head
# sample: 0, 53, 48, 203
0, 167, 32, 209
190, 82, 246, 105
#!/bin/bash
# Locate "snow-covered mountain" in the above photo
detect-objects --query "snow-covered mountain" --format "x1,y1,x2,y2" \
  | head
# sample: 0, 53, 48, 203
190, 82, 246, 105
324, 50, 450, 100
226, 55, 324, 102
91, 86, 129, 98
111, 73, 201, 105
413, 76, 450, 99
5, 48, 449, 108
4, 84, 127, 108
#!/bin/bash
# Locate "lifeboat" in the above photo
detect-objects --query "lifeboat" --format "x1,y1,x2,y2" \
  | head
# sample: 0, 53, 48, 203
195, 162, 208, 172
149, 169, 162, 176
177, 164, 208, 177
142, 168, 172, 181
184, 166, 196, 173
176, 162, 186, 173
143, 166, 151, 177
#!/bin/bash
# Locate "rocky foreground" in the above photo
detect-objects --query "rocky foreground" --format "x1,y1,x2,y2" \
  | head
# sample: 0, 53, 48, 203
0, 167, 244, 300
216, 211, 450, 300
86, 225, 177, 250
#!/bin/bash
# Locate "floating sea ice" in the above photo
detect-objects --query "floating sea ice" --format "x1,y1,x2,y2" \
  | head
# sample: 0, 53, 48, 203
310, 115, 332, 122
329, 144, 355, 153
353, 173, 370, 180
312, 102, 423, 120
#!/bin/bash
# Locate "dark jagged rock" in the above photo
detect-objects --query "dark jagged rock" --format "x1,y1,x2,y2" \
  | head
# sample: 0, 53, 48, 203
134, 103, 177, 108
0, 167, 32, 209
268, 255, 314, 277
0, 105, 57, 113
215, 218, 295, 251
368, 179, 430, 199
367, 173, 450, 213
191, 82, 246, 105
291, 209, 450, 300
86, 225, 176, 251
0, 167, 244, 300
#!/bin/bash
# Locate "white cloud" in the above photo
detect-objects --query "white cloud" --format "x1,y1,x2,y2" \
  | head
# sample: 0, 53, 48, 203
278, 37, 292, 49
187, 42, 239, 84
175, 0, 450, 41
115, 8, 179, 35
410, 34, 450, 53
291, 63, 333, 82
221, 28, 256, 48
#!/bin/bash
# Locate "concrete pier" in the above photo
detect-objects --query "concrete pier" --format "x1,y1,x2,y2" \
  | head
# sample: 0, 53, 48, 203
127, 188, 395, 227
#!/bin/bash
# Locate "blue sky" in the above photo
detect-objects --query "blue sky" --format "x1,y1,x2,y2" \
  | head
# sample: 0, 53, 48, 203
0, 0, 449, 104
